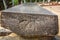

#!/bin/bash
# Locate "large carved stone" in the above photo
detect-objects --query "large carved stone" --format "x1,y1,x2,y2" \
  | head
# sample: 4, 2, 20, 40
1, 3, 58, 40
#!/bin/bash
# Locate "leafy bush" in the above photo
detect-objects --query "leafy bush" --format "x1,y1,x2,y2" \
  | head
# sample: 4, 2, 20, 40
14, 0, 19, 5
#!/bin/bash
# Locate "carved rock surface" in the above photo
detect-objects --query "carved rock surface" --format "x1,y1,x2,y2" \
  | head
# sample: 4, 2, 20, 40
1, 3, 58, 38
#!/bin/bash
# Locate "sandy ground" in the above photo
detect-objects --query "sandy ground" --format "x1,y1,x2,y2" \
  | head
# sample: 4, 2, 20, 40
0, 33, 20, 40
0, 6, 60, 40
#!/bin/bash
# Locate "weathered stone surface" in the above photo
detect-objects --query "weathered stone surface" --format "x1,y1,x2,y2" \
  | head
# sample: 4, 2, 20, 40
1, 13, 58, 37
1, 3, 58, 40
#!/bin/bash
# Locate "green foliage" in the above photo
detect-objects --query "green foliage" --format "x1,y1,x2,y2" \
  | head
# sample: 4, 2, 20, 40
21, 0, 49, 3
14, 0, 19, 5
23, 0, 37, 2
58, 0, 60, 1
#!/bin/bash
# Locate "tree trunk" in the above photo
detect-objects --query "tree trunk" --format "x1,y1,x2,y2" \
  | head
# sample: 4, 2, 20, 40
18, 0, 21, 4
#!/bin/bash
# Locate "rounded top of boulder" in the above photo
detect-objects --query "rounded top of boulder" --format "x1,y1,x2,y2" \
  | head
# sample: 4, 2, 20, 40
2, 3, 57, 16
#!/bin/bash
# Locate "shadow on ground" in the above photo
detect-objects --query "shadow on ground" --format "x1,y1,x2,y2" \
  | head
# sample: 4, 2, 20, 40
55, 36, 60, 40
0, 34, 60, 40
